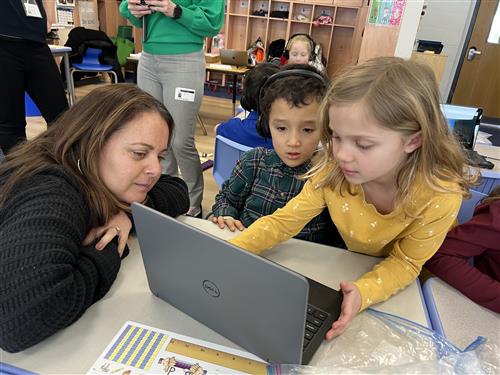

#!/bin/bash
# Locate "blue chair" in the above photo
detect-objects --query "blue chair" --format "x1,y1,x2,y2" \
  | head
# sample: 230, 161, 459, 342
70, 47, 118, 88
213, 135, 252, 187
457, 189, 487, 224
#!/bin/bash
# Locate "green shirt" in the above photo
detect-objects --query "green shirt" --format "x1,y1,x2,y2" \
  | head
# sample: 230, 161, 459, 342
119, 0, 225, 55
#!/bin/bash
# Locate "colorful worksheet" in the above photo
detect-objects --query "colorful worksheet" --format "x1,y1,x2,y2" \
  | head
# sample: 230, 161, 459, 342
87, 321, 272, 375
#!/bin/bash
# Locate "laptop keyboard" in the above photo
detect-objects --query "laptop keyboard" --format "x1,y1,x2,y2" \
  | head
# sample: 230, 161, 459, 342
303, 305, 330, 350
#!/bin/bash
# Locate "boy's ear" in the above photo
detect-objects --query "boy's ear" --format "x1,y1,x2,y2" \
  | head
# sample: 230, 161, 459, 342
404, 131, 422, 153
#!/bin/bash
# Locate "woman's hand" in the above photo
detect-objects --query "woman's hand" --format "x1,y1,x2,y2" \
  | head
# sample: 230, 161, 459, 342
128, 0, 152, 18
325, 281, 362, 340
211, 216, 245, 232
146, 0, 176, 17
83, 211, 132, 256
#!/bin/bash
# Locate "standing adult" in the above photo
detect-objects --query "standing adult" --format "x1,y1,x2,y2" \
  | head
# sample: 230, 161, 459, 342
120, 0, 225, 217
0, 0, 68, 154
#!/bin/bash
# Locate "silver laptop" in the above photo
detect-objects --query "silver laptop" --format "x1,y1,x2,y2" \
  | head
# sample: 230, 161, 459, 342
220, 49, 250, 67
132, 203, 342, 365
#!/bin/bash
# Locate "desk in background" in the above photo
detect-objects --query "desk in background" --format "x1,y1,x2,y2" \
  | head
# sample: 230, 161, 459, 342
205, 63, 250, 116
49, 44, 74, 106
0, 217, 428, 373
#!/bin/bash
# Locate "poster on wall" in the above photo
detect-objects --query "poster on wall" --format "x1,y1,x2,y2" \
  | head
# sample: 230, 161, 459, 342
368, 0, 406, 27
79, 0, 99, 30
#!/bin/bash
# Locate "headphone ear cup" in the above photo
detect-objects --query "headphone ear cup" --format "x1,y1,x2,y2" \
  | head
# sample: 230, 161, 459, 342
283, 49, 289, 60
256, 113, 271, 139
240, 95, 251, 112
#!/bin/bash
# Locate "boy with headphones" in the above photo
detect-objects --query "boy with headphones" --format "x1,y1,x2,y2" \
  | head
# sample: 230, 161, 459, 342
215, 63, 279, 149
211, 64, 342, 246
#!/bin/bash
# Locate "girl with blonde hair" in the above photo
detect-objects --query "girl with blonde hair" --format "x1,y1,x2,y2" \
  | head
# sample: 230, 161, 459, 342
229, 57, 476, 338
0, 84, 189, 352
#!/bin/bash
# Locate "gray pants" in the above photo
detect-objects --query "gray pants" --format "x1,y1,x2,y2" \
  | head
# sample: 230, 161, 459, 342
138, 50, 205, 209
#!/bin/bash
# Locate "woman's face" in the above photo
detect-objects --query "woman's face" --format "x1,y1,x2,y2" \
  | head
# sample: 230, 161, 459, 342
288, 41, 311, 65
97, 111, 169, 204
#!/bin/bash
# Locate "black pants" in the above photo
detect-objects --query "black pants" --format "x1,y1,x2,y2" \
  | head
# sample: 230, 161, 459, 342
0, 37, 68, 153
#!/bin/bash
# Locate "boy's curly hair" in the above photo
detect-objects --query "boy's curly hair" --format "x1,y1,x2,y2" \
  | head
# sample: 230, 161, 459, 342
259, 64, 328, 124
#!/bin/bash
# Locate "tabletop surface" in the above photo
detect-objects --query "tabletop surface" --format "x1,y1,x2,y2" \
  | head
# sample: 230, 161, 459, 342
1, 217, 429, 373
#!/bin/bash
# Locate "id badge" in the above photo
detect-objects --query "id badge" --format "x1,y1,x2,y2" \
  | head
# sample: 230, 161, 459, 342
22, 0, 43, 18
174, 87, 196, 102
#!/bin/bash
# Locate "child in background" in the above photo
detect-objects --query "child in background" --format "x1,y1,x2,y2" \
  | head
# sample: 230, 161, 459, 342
215, 63, 279, 149
282, 34, 326, 73
425, 187, 500, 313
229, 57, 476, 338
286, 34, 312, 65
212, 65, 342, 246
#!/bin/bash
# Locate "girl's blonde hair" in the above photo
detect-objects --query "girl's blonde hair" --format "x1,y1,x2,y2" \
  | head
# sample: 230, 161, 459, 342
287, 35, 312, 56
0, 84, 174, 227
307, 56, 477, 213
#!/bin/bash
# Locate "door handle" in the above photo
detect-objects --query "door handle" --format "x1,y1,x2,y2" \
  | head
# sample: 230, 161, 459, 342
467, 47, 482, 61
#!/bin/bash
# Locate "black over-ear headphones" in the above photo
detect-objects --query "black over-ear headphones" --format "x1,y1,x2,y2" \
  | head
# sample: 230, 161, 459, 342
255, 69, 328, 139
283, 33, 316, 61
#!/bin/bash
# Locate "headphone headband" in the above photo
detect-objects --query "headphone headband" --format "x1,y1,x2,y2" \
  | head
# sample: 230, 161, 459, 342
256, 69, 328, 139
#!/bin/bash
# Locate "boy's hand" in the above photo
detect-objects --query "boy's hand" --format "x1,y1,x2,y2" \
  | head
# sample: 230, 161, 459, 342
325, 281, 361, 340
211, 216, 245, 232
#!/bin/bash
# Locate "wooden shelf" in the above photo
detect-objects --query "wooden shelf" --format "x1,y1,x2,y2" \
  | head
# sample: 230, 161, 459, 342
224, 0, 365, 76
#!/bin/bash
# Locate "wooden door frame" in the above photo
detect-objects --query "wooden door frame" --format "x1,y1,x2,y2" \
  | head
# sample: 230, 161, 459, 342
446, 1, 481, 103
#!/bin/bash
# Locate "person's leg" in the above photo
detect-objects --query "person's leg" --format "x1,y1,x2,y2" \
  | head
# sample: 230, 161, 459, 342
0, 39, 27, 153
137, 52, 179, 174
25, 43, 68, 124
156, 51, 205, 212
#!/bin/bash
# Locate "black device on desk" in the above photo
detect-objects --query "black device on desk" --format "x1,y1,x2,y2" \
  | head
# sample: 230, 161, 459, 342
442, 105, 494, 169
417, 40, 443, 54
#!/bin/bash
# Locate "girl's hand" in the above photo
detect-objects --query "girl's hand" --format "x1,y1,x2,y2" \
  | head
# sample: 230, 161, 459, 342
128, 0, 152, 18
145, 0, 176, 17
325, 281, 362, 340
211, 216, 245, 232
83, 211, 132, 256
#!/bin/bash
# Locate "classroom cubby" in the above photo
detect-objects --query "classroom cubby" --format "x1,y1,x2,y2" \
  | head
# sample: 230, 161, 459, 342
223, 0, 367, 76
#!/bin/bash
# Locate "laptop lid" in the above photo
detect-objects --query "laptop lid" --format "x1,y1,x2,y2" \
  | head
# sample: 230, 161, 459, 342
220, 49, 249, 67
132, 203, 308, 364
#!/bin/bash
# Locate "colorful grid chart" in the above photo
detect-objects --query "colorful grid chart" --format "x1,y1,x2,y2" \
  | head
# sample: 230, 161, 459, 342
104, 324, 168, 371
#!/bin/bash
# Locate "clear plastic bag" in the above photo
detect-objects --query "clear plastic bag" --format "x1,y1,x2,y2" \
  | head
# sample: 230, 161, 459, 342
273, 309, 499, 374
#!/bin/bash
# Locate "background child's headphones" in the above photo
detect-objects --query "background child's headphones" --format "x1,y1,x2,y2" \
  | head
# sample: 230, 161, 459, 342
255, 69, 328, 139
282, 33, 316, 61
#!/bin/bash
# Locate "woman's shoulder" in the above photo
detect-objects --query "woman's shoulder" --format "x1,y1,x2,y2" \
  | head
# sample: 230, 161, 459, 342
4, 165, 83, 202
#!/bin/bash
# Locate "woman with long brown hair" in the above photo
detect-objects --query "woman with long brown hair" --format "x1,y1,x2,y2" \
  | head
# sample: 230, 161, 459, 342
0, 84, 189, 352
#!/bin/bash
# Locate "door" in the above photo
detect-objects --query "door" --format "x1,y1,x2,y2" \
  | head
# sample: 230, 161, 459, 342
451, 0, 500, 118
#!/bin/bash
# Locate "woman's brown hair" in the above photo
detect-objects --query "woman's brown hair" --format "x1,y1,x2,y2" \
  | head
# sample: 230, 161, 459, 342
0, 83, 174, 227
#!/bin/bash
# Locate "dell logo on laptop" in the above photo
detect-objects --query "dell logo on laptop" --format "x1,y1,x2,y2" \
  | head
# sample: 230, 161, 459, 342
202, 280, 220, 298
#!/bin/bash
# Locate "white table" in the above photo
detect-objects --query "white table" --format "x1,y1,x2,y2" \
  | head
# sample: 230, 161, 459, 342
1, 217, 429, 373
48, 44, 74, 106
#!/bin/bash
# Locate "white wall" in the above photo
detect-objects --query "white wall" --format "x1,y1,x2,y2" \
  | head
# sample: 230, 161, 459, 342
394, 0, 424, 59
415, 0, 477, 100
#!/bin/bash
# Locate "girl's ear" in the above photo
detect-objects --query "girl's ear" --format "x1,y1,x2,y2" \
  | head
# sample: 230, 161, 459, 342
404, 131, 422, 154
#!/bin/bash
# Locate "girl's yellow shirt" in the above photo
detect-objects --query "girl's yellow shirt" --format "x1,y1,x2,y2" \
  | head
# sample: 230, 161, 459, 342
229, 171, 462, 310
